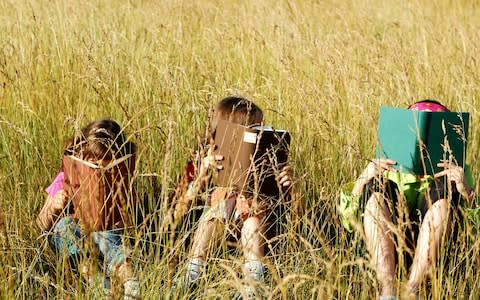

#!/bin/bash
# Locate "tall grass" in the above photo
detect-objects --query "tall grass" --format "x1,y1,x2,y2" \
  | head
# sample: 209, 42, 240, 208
0, 0, 479, 299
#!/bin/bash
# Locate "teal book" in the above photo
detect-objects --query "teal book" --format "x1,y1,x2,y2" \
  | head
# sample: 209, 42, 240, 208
376, 106, 469, 175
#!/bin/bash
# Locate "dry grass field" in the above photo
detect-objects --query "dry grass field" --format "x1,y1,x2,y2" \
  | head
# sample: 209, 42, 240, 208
0, 0, 479, 299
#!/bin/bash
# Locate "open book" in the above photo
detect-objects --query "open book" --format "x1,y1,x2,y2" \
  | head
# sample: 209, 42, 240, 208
376, 106, 469, 175
214, 120, 291, 197
62, 154, 135, 231
66, 154, 133, 170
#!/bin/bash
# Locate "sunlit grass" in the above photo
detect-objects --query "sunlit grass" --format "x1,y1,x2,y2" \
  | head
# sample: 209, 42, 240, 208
0, 0, 479, 299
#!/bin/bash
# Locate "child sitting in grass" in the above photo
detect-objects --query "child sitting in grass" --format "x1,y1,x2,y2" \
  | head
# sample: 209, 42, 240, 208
171, 97, 293, 298
339, 100, 476, 299
37, 119, 140, 300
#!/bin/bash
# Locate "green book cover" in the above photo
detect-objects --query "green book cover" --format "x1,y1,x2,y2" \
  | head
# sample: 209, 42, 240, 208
376, 106, 469, 175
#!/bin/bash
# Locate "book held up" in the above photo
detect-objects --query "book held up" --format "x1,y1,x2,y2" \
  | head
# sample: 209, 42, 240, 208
376, 106, 469, 175
214, 120, 291, 197
62, 154, 135, 231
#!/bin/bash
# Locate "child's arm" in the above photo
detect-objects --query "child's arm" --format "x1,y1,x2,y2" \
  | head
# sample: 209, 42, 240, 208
171, 149, 224, 226
37, 172, 68, 232
277, 165, 303, 220
338, 159, 396, 232
37, 190, 67, 231
351, 159, 396, 197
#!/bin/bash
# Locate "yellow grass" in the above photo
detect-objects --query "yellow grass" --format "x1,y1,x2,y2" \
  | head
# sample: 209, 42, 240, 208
0, 0, 479, 299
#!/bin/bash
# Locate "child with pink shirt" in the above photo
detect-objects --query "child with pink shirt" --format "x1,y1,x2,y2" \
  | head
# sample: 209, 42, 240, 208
37, 119, 140, 299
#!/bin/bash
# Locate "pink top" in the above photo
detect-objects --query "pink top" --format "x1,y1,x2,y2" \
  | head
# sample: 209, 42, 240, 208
45, 172, 64, 197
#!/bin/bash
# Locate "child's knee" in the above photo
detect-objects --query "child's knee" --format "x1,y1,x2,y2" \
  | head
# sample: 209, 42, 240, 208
53, 217, 80, 234
92, 230, 128, 275
365, 193, 391, 216
51, 217, 82, 256
241, 216, 263, 236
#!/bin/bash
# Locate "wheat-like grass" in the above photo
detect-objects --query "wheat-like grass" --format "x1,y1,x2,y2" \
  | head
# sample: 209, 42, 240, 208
0, 0, 479, 299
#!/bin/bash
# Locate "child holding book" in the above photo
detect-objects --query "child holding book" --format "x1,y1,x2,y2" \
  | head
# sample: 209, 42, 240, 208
37, 119, 140, 300
171, 97, 293, 297
339, 100, 476, 299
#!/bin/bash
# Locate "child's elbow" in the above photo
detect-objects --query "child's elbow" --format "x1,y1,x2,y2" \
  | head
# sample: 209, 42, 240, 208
36, 214, 51, 232
36, 217, 45, 231
36, 217, 46, 232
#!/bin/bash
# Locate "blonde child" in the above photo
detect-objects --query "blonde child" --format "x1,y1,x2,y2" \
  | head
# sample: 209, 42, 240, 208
171, 97, 293, 298
339, 100, 476, 299
37, 119, 140, 299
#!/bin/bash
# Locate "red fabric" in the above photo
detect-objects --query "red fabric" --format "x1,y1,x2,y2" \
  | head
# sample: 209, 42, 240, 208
185, 161, 196, 183
170, 161, 196, 202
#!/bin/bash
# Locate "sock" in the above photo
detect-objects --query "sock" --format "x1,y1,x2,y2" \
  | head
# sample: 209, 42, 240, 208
234, 285, 255, 300
186, 258, 206, 283
244, 260, 265, 282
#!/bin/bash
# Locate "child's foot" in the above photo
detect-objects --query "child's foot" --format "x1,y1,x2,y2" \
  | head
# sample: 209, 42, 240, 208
235, 260, 265, 299
170, 273, 200, 296
379, 296, 397, 300
399, 281, 420, 300
78, 261, 111, 295
186, 258, 206, 283
123, 279, 141, 300
233, 285, 257, 300
87, 274, 111, 296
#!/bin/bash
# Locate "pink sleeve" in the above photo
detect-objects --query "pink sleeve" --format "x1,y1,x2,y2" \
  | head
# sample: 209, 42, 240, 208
45, 172, 65, 197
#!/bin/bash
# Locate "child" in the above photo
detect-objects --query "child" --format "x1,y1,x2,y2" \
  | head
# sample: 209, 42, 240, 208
171, 97, 293, 297
339, 100, 476, 299
37, 119, 140, 300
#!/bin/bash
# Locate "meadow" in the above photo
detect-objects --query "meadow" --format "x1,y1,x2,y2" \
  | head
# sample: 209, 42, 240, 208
0, 0, 479, 299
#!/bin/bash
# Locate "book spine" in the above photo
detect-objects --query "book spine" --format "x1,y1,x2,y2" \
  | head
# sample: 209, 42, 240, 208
415, 111, 432, 174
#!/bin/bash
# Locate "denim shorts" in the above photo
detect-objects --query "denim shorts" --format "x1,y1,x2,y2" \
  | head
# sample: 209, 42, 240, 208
51, 217, 127, 275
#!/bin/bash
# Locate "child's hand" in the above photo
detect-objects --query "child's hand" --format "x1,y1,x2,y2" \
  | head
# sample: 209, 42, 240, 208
434, 162, 475, 202
198, 147, 223, 179
236, 194, 251, 217
199, 147, 223, 175
278, 166, 293, 189
37, 189, 67, 231
359, 159, 396, 183
49, 190, 67, 213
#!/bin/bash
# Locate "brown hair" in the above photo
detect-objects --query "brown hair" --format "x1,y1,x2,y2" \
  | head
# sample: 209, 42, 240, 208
209, 96, 264, 138
62, 119, 136, 231
64, 119, 136, 161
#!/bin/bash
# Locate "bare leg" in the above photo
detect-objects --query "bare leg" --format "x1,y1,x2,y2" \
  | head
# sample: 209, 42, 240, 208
191, 219, 224, 261
241, 216, 265, 262
240, 216, 266, 298
186, 219, 224, 283
364, 193, 396, 296
407, 199, 451, 293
